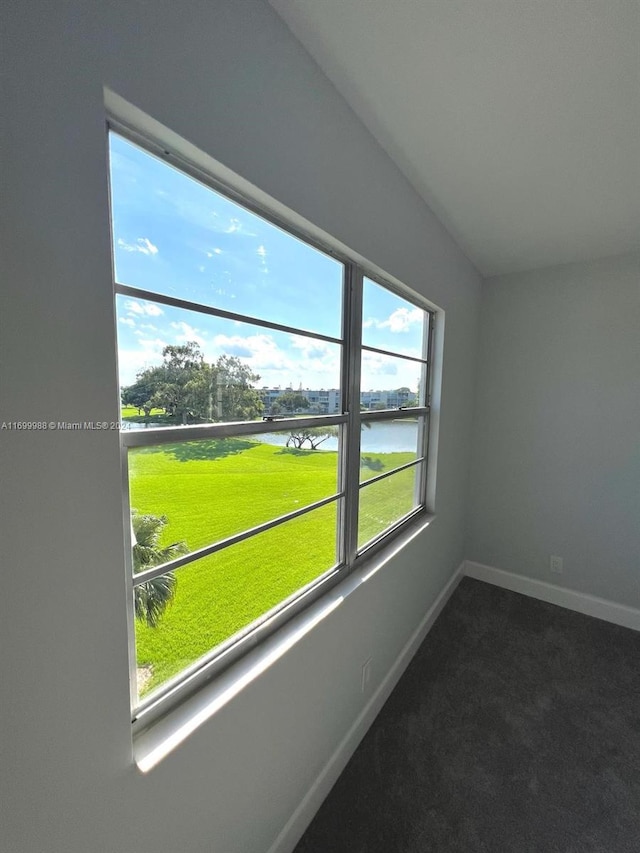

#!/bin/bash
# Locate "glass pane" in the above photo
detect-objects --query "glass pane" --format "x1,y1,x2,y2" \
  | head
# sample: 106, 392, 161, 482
116, 295, 341, 428
358, 465, 422, 549
362, 277, 425, 357
128, 431, 339, 556
360, 416, 423, 483
134, 502, 338, 700
360, 351, 425, 408
109, 133, 343, 339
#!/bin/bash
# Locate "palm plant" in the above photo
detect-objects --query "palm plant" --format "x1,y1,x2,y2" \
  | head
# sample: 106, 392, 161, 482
132, 512, 187, 627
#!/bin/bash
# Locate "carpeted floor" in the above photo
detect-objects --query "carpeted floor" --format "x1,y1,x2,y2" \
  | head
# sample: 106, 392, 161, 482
294, 578, 640, 853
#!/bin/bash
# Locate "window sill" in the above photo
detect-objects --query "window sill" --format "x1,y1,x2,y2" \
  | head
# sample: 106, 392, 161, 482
133, 511, 435, 772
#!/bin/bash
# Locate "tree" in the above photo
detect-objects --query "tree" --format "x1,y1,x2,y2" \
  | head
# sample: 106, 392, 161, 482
122, 343, 210, 424
286, 425, 338, 450
120, 343, 264, 424
121, 378, 156, 417
306, 426, 338, 449
211, 355, 263, 421
154, 343, 211, 422
277, 391, 310, 413
132, 512, 187, 628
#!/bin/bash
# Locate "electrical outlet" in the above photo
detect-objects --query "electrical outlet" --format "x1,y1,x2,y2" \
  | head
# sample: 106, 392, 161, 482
550, 555, 563, 575
361, 658, 372, 693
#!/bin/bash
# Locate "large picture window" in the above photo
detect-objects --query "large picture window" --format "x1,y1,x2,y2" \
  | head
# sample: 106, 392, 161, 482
108, 128, 434, 721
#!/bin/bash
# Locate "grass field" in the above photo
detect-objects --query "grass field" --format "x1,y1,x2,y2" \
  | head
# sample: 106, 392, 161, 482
130, 437, 417, 698
121, 405, 176, 426
122, 405, 165, 419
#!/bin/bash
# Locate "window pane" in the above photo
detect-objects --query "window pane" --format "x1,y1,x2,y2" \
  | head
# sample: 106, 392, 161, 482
360, 351, 425, 408
362, 277, 425, 357
360, 416, 423, 483
129, 431, 339, 556
116, 295, 341, 427
358, 465, 422, 549
134, 502, 338, 700
109, 133, 343, 339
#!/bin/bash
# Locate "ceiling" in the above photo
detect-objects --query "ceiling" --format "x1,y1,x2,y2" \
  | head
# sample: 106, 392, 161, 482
270, 0, 640, 276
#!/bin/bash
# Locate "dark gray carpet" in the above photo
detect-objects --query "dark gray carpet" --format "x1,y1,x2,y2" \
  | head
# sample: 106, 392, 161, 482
294, 578, 640, 853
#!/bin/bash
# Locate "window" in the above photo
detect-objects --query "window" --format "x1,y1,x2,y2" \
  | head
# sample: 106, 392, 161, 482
108, 127, 434, 722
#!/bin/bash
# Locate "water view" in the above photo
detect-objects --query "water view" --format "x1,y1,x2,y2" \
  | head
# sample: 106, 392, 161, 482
125, 418, 419, 454
261, 419, 418, 454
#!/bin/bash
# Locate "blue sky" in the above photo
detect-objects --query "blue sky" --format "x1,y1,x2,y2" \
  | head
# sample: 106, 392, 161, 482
110, 133, 425, 391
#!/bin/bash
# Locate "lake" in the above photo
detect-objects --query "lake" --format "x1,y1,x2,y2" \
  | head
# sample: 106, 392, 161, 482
125, 418, 419, 454
260, 419, 418, 454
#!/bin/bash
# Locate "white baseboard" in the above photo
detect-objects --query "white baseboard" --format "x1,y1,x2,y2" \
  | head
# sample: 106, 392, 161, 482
464, 560, 640, 632
267, 562, 465, 853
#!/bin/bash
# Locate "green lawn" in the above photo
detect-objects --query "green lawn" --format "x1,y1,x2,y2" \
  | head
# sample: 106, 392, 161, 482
122, 405, 165, 419
121, 405, 180, 427
131, 438, 417, 697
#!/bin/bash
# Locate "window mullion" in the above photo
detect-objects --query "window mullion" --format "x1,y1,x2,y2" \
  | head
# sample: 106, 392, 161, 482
120, 443, 138, 713
414, 419, 428, 508
360, 343, 427, 365
121, 414, 347, 448
115, 282, 343, 347
359, 406, 429, 422
341, 263, 364, 567
416, 312, 435, 507
423, 311, 434, 399
360, 455, 424, 490
132, 491, 344, 585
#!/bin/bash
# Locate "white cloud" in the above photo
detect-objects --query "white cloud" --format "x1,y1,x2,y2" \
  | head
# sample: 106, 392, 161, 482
139, 237, 159, 256
364, 307, 423, 333
206, 248, 223, 258
380, 307, 422, 333
220, 217, 256, 237
119, 316, 136, 328
224, 218, 242, 234
171, 321, 206, 347
117, 237, 159, 256
206, 332, 341, 389
289, 335, 336, 362
125, 300, 164, 317
117, 337, 167, 385
256, 244, 269, 274
120, 324, 342, 392
360, 351, 418, 390
212, 333, 289, 372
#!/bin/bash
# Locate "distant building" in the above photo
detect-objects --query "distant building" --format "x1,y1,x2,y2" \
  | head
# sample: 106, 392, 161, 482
260, 386, 416, 415
360, 387, 416, 409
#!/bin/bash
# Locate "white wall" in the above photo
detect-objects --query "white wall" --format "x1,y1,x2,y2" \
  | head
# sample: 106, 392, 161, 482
0, 2, 481, 851
467, 253, 640, 606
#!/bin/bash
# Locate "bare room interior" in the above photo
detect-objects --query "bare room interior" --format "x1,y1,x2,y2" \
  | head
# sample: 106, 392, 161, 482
2, 2, 638, 852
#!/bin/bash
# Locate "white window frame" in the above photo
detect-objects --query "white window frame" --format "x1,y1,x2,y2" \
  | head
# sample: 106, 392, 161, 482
107, 118, 435, 732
